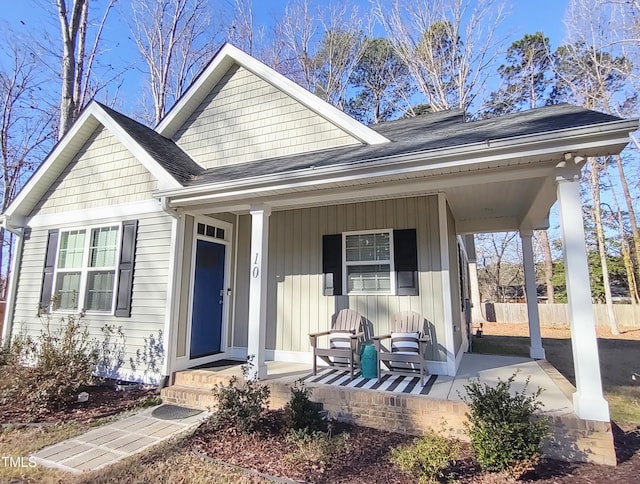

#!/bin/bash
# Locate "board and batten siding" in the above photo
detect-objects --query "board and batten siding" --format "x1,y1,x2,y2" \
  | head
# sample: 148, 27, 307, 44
172, 64, 359, 169
31, 126, 157, 216
231, 195, 447, 362
11, 211, 173, 383
446, 204, 463, 354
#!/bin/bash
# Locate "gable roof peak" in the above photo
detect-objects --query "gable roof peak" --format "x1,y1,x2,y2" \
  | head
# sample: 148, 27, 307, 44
156, 42, 389, 146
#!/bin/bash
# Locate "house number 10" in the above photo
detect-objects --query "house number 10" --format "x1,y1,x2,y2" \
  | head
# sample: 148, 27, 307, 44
252, 252, 260, 278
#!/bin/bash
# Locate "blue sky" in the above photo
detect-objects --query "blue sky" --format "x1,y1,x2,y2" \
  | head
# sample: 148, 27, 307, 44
1, 1, 571, 50
0, 0, 572, 114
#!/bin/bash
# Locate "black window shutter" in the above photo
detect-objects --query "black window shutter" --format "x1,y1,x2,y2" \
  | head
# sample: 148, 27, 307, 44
39, 229, 59, 312
115, 220, 138, 317
322, 234, 342, 296
393, 229, 419, 296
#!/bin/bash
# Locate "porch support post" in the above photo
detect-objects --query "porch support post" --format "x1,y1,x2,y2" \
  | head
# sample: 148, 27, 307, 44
247, 204, 271, 380
520, 230, 545, 360
464, 235, 484, 324
556, 169, 609, 421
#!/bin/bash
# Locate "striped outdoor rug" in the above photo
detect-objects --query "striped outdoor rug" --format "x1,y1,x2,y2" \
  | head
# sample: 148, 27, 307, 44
304, 368, 438, 395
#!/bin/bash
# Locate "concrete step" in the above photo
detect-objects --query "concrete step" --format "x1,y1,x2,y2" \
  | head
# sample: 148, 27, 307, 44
160, 384, 217, 411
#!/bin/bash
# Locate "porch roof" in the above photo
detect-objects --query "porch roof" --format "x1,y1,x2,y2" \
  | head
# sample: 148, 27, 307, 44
181, 104, 628, 187
157, 104, 637, 233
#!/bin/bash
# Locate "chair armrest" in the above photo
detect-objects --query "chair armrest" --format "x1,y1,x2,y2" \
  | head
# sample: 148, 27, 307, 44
373, 334, 391, 352
309, 330, 332, 349
350, 332, 365, 339
373, 334, 391, 341
309, 330, 332, 338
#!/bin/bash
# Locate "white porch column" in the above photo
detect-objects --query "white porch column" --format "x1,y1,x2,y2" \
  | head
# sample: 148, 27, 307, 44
464, 235, 485, 324
520, 230, 545, 360
556, 171, 609, 421
247, 204, 271, 380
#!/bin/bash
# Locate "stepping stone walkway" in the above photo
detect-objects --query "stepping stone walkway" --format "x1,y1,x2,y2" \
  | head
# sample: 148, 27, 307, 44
32, 405, 206, 474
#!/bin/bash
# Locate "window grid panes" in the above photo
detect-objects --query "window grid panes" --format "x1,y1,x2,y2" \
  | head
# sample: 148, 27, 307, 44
345, 232, 390, 262
53, 225, 120, 313
89, 226, 119, 267
54, 272, 81, 310
85, 271, 116, 311
57, 230, 86, 268
347, 264, 391, 292
344, 231, 393, 294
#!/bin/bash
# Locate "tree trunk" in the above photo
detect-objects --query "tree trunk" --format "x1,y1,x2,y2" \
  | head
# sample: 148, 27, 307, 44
537, 230, 554, 303
615, 153, 640, 289
591, 159, 619, 334
56, 0, 87, 139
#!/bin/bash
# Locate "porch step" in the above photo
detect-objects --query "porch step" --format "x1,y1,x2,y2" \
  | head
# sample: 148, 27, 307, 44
173, 369, 235, 390
160, 384, 216, 411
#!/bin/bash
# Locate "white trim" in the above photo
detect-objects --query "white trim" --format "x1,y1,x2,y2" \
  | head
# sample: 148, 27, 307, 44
185, 215, 233, 365
247, 204, 271, 379
2, 230, 24, 343
156, 43, 389, 146
455, 334, 469, 372
161, 216, 181, 377
5, 102, 182, 220
341, 229, 395, 296
28, 199, 164, 228
438, 194, 457, 377
230, 213, 240, 349
50, 223, 123, 314
173, 351, 234, 372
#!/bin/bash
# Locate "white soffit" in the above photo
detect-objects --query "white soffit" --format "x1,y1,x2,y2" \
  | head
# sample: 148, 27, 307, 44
155, 43, 389, 146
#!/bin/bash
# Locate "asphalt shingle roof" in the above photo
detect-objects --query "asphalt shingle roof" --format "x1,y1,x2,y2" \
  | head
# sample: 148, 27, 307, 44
97, 103, 202, 184
186, 104, 624, 186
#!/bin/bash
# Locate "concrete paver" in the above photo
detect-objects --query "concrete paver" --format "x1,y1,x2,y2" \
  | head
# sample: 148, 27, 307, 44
31, 405, 207, 474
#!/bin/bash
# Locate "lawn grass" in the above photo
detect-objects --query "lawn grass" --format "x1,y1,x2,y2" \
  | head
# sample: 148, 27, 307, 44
0, 422, 85, 483
472, 327, 640, 430
75, 436, 266, 484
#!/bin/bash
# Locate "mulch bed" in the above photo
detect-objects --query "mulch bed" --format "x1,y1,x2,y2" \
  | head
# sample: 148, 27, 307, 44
0, 383, 157, 425
189, 410, 640, 483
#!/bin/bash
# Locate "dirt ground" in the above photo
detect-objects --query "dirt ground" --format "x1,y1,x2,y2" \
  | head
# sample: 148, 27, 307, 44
477, 323, 640, 395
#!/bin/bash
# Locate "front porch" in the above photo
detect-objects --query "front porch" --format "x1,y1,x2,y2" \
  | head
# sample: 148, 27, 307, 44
161, 353, 616, 465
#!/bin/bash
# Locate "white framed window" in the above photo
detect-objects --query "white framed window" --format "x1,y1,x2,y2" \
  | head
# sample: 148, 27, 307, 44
343, 230, 395, 295
52, 224, 121, 312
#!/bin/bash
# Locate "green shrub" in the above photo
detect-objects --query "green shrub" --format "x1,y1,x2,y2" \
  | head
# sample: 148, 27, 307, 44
209, 357, 270, 433
0, 312, 99, 413
285, 427, 349, 465
462, 373, 549, 473
390, 426, 459, 483
283, 380, 326, 432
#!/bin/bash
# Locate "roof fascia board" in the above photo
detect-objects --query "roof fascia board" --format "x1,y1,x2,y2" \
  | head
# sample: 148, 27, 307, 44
167, 164, 555, 210
156, 118, 637, 201
156, 43, 389, 145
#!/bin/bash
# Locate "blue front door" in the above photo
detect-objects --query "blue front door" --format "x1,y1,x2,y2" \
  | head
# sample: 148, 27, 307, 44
190, 239, 226, 359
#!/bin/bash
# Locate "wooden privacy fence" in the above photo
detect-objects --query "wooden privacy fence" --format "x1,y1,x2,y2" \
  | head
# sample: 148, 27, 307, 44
484, 303, 640, 327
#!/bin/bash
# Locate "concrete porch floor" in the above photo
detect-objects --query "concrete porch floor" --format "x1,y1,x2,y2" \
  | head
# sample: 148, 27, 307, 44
191, 353, 575, 416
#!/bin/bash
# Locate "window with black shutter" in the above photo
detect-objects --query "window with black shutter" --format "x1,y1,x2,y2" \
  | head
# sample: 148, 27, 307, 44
321, 228, 419, 296
38, 220, 137, 316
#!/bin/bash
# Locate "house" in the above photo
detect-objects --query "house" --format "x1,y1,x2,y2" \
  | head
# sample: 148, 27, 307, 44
1, 44, 637, 426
